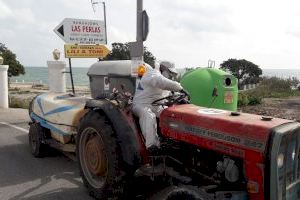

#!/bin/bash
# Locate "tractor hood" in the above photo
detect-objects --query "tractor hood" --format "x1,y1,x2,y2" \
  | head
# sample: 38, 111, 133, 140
160, 104, 293, 162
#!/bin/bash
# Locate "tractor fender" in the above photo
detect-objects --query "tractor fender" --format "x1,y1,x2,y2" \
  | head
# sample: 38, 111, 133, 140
84, 99, 144, 170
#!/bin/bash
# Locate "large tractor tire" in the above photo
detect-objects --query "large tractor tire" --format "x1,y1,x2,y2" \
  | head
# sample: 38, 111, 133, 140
28, 123, 48, 157
77, 111, 129, 199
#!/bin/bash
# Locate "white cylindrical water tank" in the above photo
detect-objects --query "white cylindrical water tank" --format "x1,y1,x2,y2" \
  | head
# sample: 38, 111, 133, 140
0, 65, 9, 108
47, 61, 66, 93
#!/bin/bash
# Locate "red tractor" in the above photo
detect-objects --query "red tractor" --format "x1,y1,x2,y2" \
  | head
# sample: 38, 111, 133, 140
28, 61, 300, 200
82, 93, 300, 200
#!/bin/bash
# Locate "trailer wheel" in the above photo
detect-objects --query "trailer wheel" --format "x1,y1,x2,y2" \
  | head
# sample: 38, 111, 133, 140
77, 111, 129, 199
28, 123, 47, 157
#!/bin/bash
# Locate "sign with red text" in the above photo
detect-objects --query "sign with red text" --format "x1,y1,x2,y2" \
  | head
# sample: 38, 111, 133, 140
64, 44, 110, 58
54, 18, 106, 44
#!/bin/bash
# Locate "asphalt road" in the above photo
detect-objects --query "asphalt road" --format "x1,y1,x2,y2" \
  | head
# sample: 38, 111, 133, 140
0, 109, 93, 200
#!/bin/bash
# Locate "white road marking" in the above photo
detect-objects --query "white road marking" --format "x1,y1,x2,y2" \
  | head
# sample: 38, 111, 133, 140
0, 122, 29, 133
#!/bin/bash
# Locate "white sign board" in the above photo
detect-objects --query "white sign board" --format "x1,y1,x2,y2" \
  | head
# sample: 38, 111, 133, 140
54, 18, 106, 44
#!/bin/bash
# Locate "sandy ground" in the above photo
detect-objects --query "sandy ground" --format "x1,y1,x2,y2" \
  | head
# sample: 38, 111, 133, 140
10, 83, 90, 93
9, 83, 90, 101
240, 96, 300, 122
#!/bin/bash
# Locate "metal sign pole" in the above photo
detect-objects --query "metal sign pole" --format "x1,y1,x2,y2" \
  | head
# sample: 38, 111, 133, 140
103, 2, 107, 45
68, 58, 75, 95
129, 0, 147, 76
137, 0, 143, 43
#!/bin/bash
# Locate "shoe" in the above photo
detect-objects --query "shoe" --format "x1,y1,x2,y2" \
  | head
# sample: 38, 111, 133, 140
147, 145, 161, 156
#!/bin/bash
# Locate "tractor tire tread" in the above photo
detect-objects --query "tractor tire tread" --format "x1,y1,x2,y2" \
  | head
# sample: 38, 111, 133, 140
77, 110, 129, 200
28, 123, 48, 158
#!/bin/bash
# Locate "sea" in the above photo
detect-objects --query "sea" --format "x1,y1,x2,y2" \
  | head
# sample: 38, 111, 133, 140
11, 66, 300, 86
11, 67, 90, 87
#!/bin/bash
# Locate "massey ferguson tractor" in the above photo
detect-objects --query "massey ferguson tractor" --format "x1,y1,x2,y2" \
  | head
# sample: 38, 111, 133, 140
28, 60, 300, 200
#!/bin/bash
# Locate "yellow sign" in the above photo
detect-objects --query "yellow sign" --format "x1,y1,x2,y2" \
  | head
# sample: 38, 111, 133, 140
64, 44, 110, 58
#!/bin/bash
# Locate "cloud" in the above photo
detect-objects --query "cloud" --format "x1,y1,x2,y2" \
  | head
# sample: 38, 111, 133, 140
0, 0, 300, 69
286, 13, 300, 38
148, 0, 233, 34
287, 26, 300, 38
0, 1, 12, 19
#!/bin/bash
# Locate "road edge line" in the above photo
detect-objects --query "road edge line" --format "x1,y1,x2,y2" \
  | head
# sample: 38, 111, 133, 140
0, 122, 29, 133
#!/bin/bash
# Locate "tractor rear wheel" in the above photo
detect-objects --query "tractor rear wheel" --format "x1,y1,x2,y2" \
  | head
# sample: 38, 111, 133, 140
77, 111, 129, 199
28, 123, 47, 157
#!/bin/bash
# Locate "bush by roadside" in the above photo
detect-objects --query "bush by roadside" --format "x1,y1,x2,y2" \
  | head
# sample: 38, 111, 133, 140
238, 92, 262, 106
254, 76, 299, 98
238, 76, 300, 106
9, 96, 33, 109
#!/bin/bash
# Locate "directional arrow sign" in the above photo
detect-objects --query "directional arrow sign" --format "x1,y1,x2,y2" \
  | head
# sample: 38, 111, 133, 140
64, 44, 110, 58
54, 18, 106, 45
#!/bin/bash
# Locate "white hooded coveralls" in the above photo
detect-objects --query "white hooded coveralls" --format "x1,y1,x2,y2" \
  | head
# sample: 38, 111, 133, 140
132, 64, 182, 148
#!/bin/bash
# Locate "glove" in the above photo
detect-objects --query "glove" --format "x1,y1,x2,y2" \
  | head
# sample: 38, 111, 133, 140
180, 89, 189, 96
178, 98, 190, 105
180, 89, 190, 100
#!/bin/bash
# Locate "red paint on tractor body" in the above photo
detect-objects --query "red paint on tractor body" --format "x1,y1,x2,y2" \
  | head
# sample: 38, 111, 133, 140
160, 104, 292, 200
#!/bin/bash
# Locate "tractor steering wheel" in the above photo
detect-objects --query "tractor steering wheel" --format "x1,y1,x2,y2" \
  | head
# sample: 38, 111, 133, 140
152, 91, 190, 107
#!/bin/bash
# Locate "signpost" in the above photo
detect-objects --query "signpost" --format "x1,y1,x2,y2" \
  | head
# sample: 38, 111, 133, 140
64, 44, 110, 58
129, 0, 149, 76
54, 17, 110, 95
54, 18, 106, 44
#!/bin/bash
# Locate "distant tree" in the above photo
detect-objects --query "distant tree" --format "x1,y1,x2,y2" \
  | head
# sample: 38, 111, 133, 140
143, 46, 155, 67
104, 42, 156, 67
0, 43, 25, 78
220, 58, 262, 89
287, 77, 299, 89
185, 67, 195, 73
104, 43, 130, 60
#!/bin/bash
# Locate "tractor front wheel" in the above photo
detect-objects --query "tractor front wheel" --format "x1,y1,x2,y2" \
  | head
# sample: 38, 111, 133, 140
77, 111, 129, 199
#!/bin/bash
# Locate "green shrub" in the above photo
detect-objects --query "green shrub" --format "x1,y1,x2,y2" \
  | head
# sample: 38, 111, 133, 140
247, 95, 262, 105
238, 76, 299, 107
9, 87, 21, 92
32, 84, 44, 88
9, 96, 32, 109
238, 92, 262, 106
238, 92, 249, 106
245, 76, 300, 98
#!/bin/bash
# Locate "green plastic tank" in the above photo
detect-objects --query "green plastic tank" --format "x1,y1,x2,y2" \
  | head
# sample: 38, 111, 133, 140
180, 68, 238, 111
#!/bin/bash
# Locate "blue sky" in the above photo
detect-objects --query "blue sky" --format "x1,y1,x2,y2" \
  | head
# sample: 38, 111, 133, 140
1, 0, 300, 69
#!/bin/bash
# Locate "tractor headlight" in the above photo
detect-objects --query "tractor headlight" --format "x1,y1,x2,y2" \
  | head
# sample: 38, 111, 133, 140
277, 153, 284, 168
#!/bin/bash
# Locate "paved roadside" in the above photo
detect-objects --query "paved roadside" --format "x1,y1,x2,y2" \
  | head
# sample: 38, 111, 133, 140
0, 108, 93, 200
0, 108, 30, 129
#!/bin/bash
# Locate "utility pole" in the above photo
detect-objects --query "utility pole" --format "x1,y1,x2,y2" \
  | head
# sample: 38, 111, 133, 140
129, 0, 149, 76
91, 0, 107, 44
136, 0, 143, 43
102, 2, 107, 44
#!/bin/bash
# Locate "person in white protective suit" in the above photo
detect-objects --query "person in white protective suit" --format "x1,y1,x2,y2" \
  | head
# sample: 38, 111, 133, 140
132, 61, 185, 154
